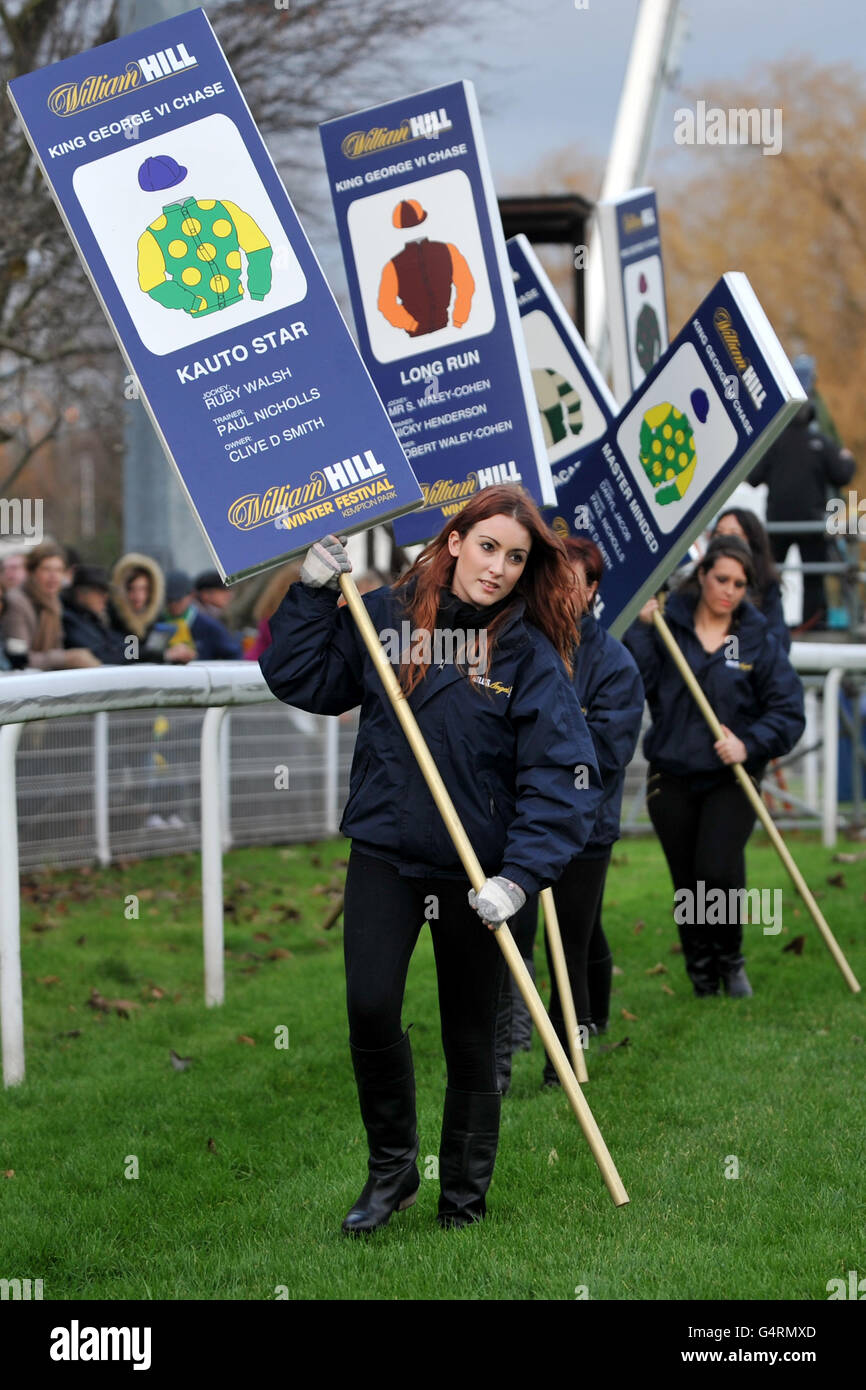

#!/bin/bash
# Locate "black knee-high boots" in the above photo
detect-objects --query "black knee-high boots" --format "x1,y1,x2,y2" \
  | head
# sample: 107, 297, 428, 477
341, 1030, 420, 1236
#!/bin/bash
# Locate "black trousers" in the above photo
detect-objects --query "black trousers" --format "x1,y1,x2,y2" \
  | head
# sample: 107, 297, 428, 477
547, 852, 613, 1033
646, 765, 759, 991
343, 848, 507, 1092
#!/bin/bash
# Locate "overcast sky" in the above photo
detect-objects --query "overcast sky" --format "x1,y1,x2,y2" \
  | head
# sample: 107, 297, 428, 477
298, 0, 861, 291
477, 0, 859, 182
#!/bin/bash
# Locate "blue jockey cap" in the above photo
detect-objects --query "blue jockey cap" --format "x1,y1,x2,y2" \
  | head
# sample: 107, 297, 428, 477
138, 155, 188, 192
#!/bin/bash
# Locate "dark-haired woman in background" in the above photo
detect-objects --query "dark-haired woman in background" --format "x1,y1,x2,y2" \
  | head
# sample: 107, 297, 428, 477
260, 486, 601, 1234
712, 508, 790, 651
626, 535, 804, 1000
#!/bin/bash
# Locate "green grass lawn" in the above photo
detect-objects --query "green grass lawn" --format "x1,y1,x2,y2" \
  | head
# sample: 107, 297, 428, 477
1, 832, 864, 1301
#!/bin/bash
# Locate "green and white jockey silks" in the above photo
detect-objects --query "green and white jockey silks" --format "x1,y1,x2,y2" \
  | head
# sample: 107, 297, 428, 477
137, 196, 273, 318
532, 367, 583, 449
638, 401, 698, 505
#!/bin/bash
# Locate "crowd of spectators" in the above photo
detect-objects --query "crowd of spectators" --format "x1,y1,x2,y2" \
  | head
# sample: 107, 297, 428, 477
0, 543, 268, 674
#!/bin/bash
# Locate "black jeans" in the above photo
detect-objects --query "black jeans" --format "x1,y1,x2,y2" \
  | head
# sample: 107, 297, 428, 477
343, 848, 507, 1092
646, 765, 760, 991
547, 852, 612, 1033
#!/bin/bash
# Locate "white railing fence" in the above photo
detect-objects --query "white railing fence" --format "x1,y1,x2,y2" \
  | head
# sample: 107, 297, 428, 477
0, 663, 352, 1087
1, 645, 865, 1087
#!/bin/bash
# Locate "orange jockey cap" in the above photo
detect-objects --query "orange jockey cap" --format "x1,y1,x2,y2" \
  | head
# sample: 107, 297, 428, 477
392, 199, 428, 229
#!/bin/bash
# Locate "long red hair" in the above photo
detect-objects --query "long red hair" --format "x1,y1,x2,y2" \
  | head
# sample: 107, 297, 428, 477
393, 485, 581, 694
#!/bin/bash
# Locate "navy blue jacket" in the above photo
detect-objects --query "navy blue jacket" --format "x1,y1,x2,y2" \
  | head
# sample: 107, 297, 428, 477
573, 612, 645, 855
62, 595, 128, 664
624, 589, 804, 777
189, 608, 242, 660
758, 579, 791, 653
260, 581, 602, 896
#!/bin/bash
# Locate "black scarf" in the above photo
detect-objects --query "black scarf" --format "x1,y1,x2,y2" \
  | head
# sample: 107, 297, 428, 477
435, 585, 515, 632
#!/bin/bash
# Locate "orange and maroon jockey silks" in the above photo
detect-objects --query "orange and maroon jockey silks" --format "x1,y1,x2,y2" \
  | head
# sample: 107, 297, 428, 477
377, 237, 475, 337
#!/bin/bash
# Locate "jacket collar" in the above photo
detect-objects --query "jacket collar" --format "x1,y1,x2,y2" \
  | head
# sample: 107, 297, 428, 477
390, 578, 528, 711
665, 586, 765, 640
579, 610, 599, 644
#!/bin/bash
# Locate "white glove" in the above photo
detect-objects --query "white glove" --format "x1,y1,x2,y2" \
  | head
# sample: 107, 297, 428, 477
468, 876, 526, 927
300, 534, 352, 589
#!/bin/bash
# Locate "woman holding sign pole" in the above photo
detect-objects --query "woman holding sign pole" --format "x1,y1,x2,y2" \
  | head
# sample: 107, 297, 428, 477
625, 536, 805, 999
260, 486, 601, 1233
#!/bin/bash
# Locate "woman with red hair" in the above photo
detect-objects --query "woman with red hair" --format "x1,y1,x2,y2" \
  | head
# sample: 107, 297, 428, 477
261, 486, 601, 1234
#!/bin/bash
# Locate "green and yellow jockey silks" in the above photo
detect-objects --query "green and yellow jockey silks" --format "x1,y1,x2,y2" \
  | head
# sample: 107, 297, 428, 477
639, 401, 697, 505
165, 612, 197, 657
531, 367, 583, 449
137, 196, 273, 318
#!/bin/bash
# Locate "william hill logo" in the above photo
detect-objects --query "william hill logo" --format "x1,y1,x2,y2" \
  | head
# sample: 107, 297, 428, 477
341, 107, 452, 158
713, 307, 766, 410
47, 43, 196, 116
622, 206, 656, 234
228, 451, 393, 531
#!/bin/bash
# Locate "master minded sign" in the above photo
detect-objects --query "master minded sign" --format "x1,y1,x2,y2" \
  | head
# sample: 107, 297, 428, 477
319, 82, 554, 546
7, 7, 422, 582
552, 273, 805, 637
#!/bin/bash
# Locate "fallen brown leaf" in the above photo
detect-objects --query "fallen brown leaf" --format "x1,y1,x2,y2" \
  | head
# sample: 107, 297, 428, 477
632, 919, 646, 935
611, 964, 625, 977
645, 963, 668, 976
827, 872, 847, 888
783, 935, 806, 956
661, 984, 676, 996
669, 942, 684, 954
3, 1170, 14, 1179
37, 975, 61, 986
207, 1137, 218, 1153
621, 1008, 638, 1021
75, 935, 87, 946
237, 1034, 256, 1046
252, 931, 272, 942
87, 989, 139, 1018
599, 1037, 630, 1053
267, 948, 293, 960
109, 998, 140, 1019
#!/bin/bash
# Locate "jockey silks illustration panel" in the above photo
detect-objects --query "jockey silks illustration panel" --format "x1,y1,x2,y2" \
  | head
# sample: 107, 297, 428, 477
597, 188, 669, 404
553, 273, 805, 638
319, 82, 555, 545
507, 234, 617, 495
7, 7, 422, 583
